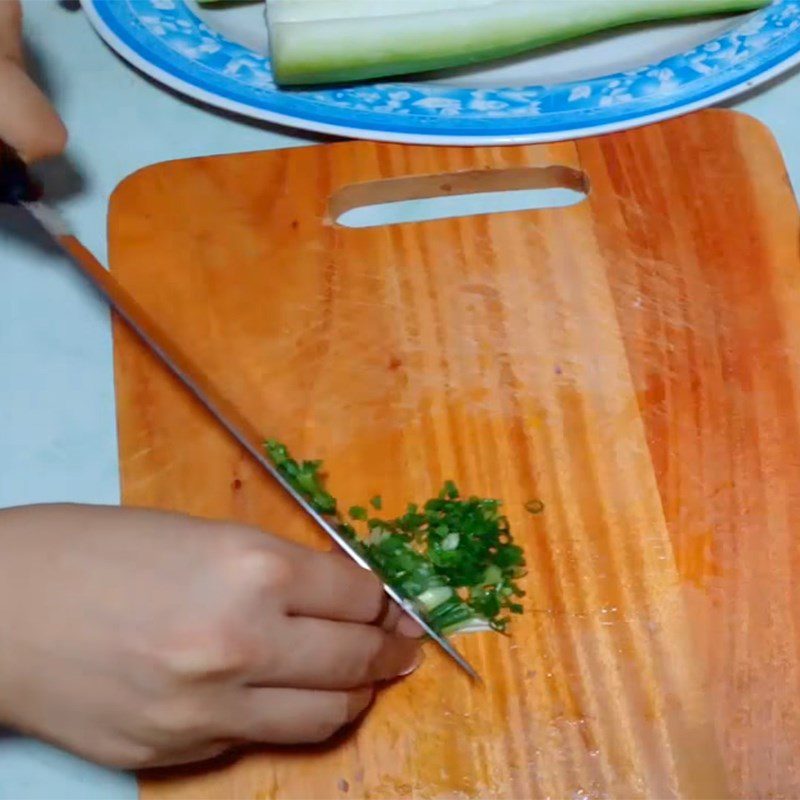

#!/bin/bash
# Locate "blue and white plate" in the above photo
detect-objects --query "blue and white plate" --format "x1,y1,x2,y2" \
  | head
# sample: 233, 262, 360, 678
82, 0, 800, 145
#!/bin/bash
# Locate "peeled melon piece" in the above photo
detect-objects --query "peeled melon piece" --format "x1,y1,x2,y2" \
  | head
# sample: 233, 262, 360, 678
264, 0, 770, 86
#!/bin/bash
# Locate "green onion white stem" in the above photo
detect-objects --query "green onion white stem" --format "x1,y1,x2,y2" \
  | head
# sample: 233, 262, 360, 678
255, 0, 770, 85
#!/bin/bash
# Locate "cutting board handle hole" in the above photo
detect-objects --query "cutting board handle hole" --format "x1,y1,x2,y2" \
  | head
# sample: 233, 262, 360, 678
330, 165, 588, 228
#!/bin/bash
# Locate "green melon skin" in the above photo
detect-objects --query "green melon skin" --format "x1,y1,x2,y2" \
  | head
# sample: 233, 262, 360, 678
261, 0, 770, 86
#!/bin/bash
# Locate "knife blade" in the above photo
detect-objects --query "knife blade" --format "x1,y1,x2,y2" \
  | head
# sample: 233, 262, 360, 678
1, 141, 480, 680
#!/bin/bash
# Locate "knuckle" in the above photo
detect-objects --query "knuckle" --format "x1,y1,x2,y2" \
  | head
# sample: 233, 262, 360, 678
359, 578, 387, 623
142, 698, 208, 741
205, 631, 257, 676
338, 627, 386, 687
359, 627, 387, 673
155, 627, 255, 682
380, 602, 402, 632
227, 539, 295, 596
115, 742, 161, 770
322, 550, 383, 595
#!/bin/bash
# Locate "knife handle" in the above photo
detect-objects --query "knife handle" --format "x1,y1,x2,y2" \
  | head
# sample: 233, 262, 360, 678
0, 139, 43, 205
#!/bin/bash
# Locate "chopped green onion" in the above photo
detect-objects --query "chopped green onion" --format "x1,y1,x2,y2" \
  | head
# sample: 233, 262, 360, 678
441, 532, 460, 551
482, 564, 503, 585
264, 440, 529, 635
349, 505, 368, 521
265, 439, 337, 514
416, 585, 454, 611
440, 480, 460, 500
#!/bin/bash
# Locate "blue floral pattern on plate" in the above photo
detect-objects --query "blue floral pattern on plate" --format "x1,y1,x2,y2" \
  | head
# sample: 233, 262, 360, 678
83, 0, 800, 143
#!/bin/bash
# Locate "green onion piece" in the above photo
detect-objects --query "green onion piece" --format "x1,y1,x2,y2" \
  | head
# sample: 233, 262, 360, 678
441, 532, 460, 551
349, 506, 368, 521
265, 440, 337, 514
416, 585, 454, 611
440, 480, 460, 499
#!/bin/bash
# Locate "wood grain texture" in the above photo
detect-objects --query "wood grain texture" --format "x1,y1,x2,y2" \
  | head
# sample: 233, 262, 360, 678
109, 110, 800, 799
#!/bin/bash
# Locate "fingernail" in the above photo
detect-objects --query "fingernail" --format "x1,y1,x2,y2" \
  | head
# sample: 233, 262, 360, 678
399, 649, 425, 677
396, 614, 426, 639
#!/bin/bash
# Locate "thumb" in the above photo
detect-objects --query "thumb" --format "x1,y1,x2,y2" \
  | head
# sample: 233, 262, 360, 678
0, 1, 67, 162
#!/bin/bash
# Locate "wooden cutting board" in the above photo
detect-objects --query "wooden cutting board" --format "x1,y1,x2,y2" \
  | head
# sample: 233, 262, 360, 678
109, 110, 800, 800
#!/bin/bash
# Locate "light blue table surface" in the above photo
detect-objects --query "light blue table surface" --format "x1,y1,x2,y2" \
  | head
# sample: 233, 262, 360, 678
1, 4, 799, 799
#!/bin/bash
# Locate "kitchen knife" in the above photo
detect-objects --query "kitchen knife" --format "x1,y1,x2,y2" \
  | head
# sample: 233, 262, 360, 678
0, 140, 480, 680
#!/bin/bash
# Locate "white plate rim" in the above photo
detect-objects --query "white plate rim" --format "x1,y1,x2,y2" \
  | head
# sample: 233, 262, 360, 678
81, 0, 800, 145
